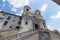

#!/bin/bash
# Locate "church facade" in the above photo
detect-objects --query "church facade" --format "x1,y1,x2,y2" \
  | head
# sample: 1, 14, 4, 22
0, 6, 60, 40
0, 11, 22, 30
20, 6, 47, 33
0, 5, 47, 32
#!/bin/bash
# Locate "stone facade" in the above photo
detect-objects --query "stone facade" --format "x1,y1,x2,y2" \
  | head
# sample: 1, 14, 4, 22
0, 5, 47, 32
0, 5, 60, 40
0, 11, 22, 30
20, 5, 47, 33
12, 30, 60, 40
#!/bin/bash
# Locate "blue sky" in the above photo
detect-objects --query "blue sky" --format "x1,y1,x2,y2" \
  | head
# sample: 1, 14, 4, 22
0, 0, 60, 31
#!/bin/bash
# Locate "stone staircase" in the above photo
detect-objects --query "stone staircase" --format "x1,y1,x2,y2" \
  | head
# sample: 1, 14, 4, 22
13, 31, 38, 40
1, 29, 60, 40
2, 30, 34, 40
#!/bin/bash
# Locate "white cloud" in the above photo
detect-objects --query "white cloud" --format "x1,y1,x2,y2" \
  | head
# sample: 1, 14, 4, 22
57, 29, 60, 32
7, 0, 29, 8
3, 4, 5, 7
16, 10, 23, 16
3, 0, 6, 7
3, 0, 6, 3
51, 12, 60, 19
47, 25, 55, 31
6, 0, 32, 11
12, 7, 17, 11
40, 4, 48, 12
0, 10, 2, 11
47, 25, 60, 32
20, 10, 23, 14
47, 26, 51, 29
16, 14, 20, 16
30, 0, 34, 2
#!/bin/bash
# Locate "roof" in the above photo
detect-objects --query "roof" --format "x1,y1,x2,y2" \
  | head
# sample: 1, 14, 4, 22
0, 11, 22, 17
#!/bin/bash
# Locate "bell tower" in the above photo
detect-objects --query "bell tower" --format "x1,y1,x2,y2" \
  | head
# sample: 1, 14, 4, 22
24, 6, 30, 12
34, 10, 43, 19
34, 10, 41, 16
23, 5, 30, 15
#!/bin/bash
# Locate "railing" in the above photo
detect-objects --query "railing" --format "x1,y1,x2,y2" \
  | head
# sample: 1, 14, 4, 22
50, 32, 60, 39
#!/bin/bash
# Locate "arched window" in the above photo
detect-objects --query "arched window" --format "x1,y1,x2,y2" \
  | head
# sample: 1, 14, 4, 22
26, 9, 29, 11
43, 22, 46, 28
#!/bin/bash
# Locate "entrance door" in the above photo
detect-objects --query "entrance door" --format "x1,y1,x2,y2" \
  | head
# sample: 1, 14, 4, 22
16, 26, 20, 29
34, 24, 39, 30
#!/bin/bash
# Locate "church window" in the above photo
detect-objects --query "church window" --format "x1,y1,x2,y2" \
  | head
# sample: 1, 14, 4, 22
7, 16, 11, 20
13, 20, 15, 22
3, 21, 8, 26
19, 17, 22, 20
43, 22, 46, 28
18, 21, 21, 24
26, 9, 29, 11
16, 26, 20, 29
10, 26, 12, 28
0, 17, 3, 19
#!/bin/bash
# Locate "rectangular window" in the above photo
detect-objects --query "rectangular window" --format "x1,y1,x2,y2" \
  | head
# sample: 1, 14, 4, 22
3, 21, 8, 26
0, 17, 3, 19
43, 22, 46, 28
13, 20, 15, 22
19, 17, 22, 20
7, 16, 11, 20
18, 21, 21, 24
10, 26, 12, 28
